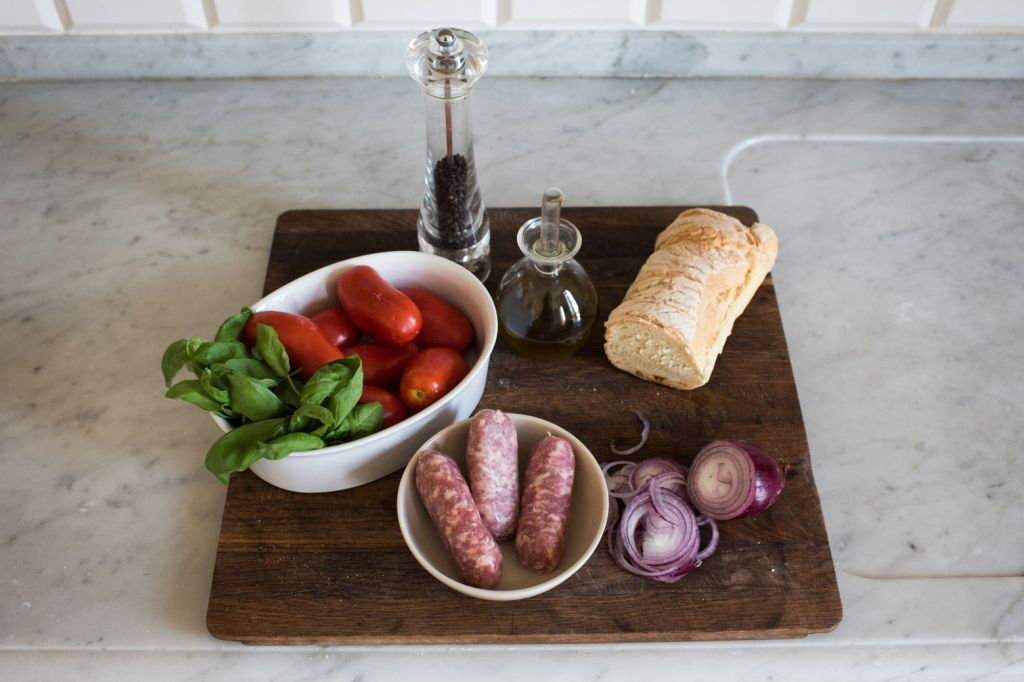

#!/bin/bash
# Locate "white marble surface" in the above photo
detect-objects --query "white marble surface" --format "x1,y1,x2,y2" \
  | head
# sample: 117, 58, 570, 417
1, 77, 1023, 679
730, 139, 1024, 579
1, 30, 1024, 81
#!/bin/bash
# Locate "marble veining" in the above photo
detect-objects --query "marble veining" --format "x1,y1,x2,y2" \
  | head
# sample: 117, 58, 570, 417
1, 30, 1023, 81
0, 76, 1023, 679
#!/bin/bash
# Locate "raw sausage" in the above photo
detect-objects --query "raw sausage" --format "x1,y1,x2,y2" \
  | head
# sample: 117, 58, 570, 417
415, 450, 503, 589
515, 436, 576, 573
466, 409, 519, 540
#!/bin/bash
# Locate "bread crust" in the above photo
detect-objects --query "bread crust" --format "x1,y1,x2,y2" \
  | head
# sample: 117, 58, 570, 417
604, 208, 778, 390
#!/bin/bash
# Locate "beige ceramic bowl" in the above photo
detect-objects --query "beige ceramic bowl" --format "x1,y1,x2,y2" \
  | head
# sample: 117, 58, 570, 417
396, 413, 609, 601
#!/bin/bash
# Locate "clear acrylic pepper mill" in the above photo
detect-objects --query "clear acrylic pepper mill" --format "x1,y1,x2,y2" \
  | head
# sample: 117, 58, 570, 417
496, 188, 599, 360
406, 28, 491, 281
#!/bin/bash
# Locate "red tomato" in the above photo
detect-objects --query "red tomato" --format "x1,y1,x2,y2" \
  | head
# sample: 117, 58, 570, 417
358, 385, 410, 429
343, 343, 419, 389
400, 288, 474, 353
310, 308, 360, 350
399, 347, 470, 411
242, 311, 342, 380
337, 266, 422, 345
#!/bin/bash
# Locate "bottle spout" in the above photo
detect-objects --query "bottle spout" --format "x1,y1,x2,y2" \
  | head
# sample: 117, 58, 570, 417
538, 188, 566, 258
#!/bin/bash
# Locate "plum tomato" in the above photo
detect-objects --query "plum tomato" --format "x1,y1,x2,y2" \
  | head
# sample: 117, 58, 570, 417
242, 311, 342, 380
400, 287, 474, 353
399, 347, 470, 411
310, 307, 360, 350
358, 385, 409, 429
337, 266, 422, 345
343, 342, 419, 389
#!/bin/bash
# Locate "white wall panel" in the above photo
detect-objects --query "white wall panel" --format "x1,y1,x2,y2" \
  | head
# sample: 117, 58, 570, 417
65, 0, 208, 31
0, 0, 66, 32
360, 0, 484, 27
658, 0, 787, 28
940, 0, 1024, 30
7, 0, 1024, 36
212, 0, 348, 30
507, 0, 635, 25
800, 0, 931, 30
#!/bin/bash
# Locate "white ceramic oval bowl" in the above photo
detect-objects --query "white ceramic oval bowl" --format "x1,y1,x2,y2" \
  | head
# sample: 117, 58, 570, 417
211, 251, 498, 493
397, 413, 609, 601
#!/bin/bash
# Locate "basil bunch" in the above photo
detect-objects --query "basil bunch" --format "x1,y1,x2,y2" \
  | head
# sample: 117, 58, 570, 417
161, 307, 382, 483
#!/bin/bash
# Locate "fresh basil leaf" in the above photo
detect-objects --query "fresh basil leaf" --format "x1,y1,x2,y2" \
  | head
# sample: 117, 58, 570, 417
324, 358, 363, 428
226, 371, 284, 421
184, 337, 209, 378
204, 418, 285, 484
193, 340, 248, 367
220, 358, 278, 383
273, 378, 303, 407
200, 368, 230, 405
255, 324, 290, 378
161, 339, 189, 387
165, 379, 222, 412
255, 432, 325, 461
214, 306, 252, 343
288, 404, 334, 434
328, 379, 361, 426
343, 401, 383, 441
300, 361, 354, 406
324, 416, 350, 443
185, 337, 207, 359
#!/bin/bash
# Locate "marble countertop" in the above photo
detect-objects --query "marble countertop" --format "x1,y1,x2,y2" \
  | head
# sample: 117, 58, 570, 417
1, 76, 1022, 680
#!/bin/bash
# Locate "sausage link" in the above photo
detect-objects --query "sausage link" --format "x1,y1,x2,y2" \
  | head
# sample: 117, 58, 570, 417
466, 409, 519, 540
414, 450, 503, 589
515, 436, 576, 573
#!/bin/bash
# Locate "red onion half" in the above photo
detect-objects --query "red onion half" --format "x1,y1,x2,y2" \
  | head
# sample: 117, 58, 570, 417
687, 440, 785, 521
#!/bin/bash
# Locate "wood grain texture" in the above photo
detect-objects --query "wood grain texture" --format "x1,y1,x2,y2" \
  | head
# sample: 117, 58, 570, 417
206, 206, 842, 645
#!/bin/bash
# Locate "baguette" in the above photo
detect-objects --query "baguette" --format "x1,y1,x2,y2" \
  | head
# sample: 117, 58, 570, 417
604, 208, 778, 390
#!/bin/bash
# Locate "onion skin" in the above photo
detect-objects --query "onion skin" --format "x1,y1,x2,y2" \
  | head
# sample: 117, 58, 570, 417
742, 442, 786, 518
688, 440, 785, 521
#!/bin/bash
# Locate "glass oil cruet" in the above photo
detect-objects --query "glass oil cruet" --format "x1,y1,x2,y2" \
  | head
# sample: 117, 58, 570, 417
406, 27, 491, 281
497, 188, 599, 360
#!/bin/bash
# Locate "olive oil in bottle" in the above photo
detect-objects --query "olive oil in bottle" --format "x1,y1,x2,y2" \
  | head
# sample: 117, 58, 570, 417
496, 189, 598, 361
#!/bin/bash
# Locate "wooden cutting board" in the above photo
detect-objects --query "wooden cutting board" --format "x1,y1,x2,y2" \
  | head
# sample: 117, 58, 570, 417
206, 206, 842, 645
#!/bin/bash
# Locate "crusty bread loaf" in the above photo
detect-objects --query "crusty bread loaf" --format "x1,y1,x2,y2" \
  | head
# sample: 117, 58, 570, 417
604, 208, 778, 390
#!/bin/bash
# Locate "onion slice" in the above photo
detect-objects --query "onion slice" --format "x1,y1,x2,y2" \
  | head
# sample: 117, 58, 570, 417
602, 460, 639, 500
687, 440, 785, 520
607, 487, 719, 583
629, 458, 685, 493
610, 410, 650, 455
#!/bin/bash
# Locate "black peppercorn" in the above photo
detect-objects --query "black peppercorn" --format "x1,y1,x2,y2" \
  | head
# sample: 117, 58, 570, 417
432, 154, 472, 249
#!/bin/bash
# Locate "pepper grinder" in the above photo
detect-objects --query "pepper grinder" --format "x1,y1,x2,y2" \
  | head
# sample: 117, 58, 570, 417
406, 28, 491, 282
496, 188, 598, 360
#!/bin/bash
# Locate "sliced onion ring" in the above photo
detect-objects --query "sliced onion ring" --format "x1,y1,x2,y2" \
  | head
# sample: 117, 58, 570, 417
688, 440, 785, 521
629, 458, 684, 492
602, 460, 640, 500
607, 487, 719, 583
610, 410, 650, 455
